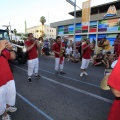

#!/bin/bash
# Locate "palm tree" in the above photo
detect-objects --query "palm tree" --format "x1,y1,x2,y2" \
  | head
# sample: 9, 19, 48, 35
13, 29, 17, 36
40, 16, 46, 36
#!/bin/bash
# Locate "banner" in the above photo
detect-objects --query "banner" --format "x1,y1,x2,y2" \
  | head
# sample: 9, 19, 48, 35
104, 5, 117, 19
82, 0, 91, 26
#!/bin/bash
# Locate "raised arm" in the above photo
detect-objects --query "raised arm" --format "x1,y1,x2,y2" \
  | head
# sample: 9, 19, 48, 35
25, 40, 36, 51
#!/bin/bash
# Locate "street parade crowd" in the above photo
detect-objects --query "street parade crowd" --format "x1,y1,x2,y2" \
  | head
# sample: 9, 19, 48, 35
0, 33, 120, 120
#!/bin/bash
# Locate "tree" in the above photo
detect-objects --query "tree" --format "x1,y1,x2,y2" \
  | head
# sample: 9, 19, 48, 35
41, 33, 46, 38
40, 16, 46, 36
13, 29, 17, 36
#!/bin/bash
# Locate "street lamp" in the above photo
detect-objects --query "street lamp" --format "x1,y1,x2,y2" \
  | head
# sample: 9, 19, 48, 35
66, 0, 81, 10
66, 0, 81, 52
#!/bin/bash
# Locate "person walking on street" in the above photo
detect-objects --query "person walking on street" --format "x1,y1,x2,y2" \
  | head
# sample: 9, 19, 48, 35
52, 36, 66, 74
80, 39, 93, 77
25, 33, 41, 83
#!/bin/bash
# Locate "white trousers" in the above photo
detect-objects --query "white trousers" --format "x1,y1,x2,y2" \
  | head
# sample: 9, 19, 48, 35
55, 58, 65, 71
81, 58, 90, 69
0, 80, 16, 115
28, 58, 39, 77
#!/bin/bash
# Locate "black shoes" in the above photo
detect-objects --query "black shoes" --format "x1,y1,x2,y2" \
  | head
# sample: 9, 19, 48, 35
28, 78, 32, 83
35, 74, 41, 78
28, 74, 41, 83
55, 71, 59, 75
60, 71, 66, 74
55, 71, 66, 75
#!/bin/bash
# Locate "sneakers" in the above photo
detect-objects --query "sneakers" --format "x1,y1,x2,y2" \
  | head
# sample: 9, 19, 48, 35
2, 114, 11, 120
80, 73, 84, 77
60, 71, 66, 74
6, 106, 17, 113
83, 72, 88, 75
55, 71, 59, 75
28, 78, 32, 83
80, 72, 88, 77
35, 74, 41, 78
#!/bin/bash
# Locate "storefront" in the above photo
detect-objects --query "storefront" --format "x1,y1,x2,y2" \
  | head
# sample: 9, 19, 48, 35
51, 1, 120, 46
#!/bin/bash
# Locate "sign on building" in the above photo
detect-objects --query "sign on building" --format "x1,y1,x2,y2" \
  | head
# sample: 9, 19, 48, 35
104, 5, 117, 19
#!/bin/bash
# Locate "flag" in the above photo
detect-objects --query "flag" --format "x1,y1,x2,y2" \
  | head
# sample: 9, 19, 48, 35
82, 0, 91, 26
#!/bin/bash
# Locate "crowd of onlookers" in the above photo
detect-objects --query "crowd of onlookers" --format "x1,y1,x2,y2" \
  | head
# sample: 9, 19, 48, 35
10, 40, 24, 46
93, 34, 120, 69
10, 34, 120, 69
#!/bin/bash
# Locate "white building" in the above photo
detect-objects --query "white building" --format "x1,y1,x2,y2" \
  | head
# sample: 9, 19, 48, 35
27, 24, 56, 39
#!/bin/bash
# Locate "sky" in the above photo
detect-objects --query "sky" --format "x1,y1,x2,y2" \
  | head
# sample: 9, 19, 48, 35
0, 0, 116, 33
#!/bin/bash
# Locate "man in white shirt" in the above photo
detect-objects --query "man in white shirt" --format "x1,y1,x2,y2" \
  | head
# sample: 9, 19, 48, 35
71, 49, 80, 63
65, 44, 72, 61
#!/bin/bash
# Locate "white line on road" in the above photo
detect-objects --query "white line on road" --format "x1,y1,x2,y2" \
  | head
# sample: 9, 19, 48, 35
13, 65, 113, 104
17, 92, 53, 120
24, 64, 100, 88
39, 68, 100, 88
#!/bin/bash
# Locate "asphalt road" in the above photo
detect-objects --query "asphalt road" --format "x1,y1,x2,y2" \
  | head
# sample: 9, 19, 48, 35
1, 56, 115, 120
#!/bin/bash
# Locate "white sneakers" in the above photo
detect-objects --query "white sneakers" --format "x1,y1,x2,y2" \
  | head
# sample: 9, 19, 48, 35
80, 73, 84, 77
6, 106, 17, 113
2, 114, 11, 120
83, 72, 88, 76
2, 106, 17, 120
80, 72, 88, 77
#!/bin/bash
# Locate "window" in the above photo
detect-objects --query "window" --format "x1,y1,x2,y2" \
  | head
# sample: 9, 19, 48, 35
0, 31, 9, 41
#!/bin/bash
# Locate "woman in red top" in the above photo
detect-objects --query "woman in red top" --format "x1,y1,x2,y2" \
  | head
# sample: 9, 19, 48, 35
107, 57, 120, 120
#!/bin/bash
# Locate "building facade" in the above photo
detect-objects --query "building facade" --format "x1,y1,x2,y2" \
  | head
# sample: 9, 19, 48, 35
50, 1, 120, 45
27, 24, 56, 39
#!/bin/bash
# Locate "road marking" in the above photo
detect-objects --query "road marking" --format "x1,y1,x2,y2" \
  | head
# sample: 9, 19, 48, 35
39, 68, 100, 88
13, 65, 113, 104
17, 93, 53, 120
23, 64, 100, 89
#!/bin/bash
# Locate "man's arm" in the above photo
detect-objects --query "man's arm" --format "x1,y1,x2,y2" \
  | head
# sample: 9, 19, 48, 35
103, 41, 109, 47
82, 44, 90, 51
52, 45, 60, 55
0, 40, 8, 54
10, 51, 16, 60
53, 50, 60, 55
111, 88, 120, 97
25, 41, 36, 51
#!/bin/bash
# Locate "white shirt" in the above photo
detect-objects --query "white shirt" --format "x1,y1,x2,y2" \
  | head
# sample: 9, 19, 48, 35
66, 47, 72, 55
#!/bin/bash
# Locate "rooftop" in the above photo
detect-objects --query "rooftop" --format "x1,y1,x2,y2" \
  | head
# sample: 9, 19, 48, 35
69, 0, 120, 17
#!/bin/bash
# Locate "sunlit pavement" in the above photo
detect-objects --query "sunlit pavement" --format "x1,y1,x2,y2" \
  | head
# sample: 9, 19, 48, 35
3, 56, 114, 120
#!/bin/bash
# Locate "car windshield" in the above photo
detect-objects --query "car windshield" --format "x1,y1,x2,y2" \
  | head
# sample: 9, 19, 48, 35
0, 30, 10, 41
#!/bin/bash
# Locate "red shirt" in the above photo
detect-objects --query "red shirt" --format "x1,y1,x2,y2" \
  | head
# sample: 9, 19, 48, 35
25, 40, 38, 60
0, 49, 14, 86
82, 44, 92, 59
108, 99, 120, 120
114, 39, 120, 52
52, 42, 65, 58
107, 57, 120, 120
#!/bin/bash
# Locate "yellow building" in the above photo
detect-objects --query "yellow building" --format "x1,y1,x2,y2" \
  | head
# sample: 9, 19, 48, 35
27, 24, 56, 39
